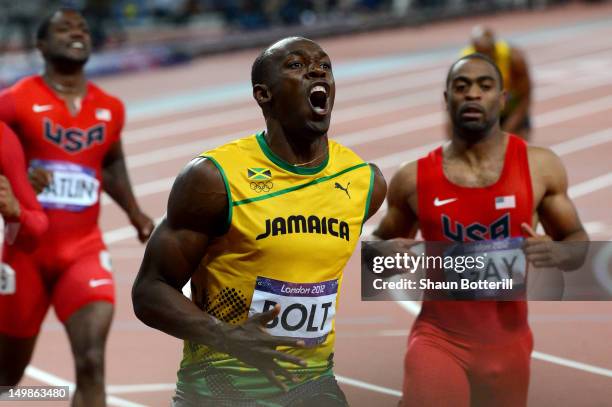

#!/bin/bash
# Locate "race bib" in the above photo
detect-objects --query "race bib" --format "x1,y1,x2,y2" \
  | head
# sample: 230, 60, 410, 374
249, 276, 338, 346
443, 238, 527, 299
32, 160, 100, 211
0, 263, 16, 295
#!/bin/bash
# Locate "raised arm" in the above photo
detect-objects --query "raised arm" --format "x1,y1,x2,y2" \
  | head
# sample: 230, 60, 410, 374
132, 157, 305, 389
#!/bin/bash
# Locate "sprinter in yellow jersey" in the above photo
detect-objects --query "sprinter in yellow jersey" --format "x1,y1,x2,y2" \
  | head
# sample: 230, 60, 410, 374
461, 26, 532, 140
132, 37, 386, 406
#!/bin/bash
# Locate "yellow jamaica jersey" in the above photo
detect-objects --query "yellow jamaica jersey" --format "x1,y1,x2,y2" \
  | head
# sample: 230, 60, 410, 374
176, 131, 374, 400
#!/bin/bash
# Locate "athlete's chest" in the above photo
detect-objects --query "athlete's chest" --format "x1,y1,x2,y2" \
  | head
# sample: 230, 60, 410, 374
419, 167, 532, 241
20, 94, 116, 156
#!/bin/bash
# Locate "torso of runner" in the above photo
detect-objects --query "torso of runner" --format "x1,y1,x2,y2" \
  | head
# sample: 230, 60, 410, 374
177, 132, 375, 399
416, 134, 532, 342
0, 75, 124, 239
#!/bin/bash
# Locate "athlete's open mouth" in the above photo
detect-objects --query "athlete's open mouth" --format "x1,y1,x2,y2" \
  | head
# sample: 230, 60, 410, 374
308, 84, 329, 116
460, 105, 485, 120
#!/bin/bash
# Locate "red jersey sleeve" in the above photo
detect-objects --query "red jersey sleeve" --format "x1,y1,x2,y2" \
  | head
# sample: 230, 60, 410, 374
0, 89, 18, 128
1, 122, 48, 248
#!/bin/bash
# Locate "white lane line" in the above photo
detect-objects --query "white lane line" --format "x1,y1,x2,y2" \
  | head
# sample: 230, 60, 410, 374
103, 122, 612, 208
107, 383, 175, 395
336, 375, 402, 397
531, 351, 612, 378
569, 172, 612, 199
121, 47, 612, 149
25, 366, 147, 407
103, 130, 612, 244
394, 301, 612, 379
122, 77, 612, 172
105, 378, 403, 398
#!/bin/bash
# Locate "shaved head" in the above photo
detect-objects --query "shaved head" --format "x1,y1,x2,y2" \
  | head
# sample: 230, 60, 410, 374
251, 36, 318, 86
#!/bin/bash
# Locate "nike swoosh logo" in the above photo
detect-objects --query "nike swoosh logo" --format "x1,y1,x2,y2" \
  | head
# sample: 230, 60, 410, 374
32, 104, 53, 113
89, 278, 113, 288
434, 197, 458, 207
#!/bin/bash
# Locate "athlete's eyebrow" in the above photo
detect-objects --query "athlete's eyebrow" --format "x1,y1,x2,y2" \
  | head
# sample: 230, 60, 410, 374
285, 49, 329, 59
452, 75, 496, 84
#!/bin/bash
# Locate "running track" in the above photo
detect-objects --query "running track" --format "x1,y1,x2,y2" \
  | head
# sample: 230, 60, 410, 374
16, 2, 612, 406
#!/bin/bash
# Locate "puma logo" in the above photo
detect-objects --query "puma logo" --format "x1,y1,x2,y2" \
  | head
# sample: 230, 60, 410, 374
335, 182, 350, 199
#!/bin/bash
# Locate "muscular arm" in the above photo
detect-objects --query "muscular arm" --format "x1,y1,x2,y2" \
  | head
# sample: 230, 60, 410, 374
132, 158, 304, 387
132, 157, 228, 344
373, 161, 418, 239
525, 147, 588, 271
0, 124, 48, 249
502, 48, 532, 134
532, 147, 586, 242
102, 140, 153, 242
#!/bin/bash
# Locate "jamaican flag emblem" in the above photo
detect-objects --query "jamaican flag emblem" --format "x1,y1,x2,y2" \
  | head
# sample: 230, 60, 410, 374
247, 168, 272, 181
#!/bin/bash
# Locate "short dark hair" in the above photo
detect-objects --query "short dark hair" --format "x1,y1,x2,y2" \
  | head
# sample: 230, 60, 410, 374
445, 53, 503, 90
36, 7, 81, 42
251, 49, 270, 86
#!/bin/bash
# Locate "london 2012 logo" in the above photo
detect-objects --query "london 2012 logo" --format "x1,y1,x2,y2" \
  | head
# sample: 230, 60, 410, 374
248, 167, 273, 193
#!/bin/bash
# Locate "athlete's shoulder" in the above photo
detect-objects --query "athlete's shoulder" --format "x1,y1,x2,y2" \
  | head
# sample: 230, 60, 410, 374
8, 75, 41, 92
201, 133, 258, 158
328, 138, 366, 164
527, 144, 563, 170
88, 82, 124, 109
0, 76, 41, 105
168, 156, 228, 235
527, 144, 567, 189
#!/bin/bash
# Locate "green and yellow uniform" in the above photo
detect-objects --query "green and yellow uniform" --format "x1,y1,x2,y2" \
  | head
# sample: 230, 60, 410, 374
175, 131, 374, 404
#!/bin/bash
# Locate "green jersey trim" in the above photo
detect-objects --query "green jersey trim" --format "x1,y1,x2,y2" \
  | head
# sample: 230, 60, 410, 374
256, 131, 329, 175
201, 155, 233, 234
360, 164, 375, 235
233, 162, 368, 207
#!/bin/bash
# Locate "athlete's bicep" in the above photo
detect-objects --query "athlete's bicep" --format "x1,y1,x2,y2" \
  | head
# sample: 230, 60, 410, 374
536, 150, 585, 241
137, 157, 229, 289
138, 218, 209, 290
374, 162, 417, 239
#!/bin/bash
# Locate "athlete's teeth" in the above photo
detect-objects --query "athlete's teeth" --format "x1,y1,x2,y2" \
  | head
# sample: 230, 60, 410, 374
71, 42, 84, 49
310, 86, 326, 95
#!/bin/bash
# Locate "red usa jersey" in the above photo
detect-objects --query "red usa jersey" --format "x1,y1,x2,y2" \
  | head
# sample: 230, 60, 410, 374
416, 134, 532, 342
0, 75, 124, 236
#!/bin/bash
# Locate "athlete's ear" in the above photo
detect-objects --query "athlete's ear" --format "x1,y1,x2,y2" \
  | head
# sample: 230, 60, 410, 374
443, 90, 449, 111
253, 84, 271, 106
499, 88, 507, 112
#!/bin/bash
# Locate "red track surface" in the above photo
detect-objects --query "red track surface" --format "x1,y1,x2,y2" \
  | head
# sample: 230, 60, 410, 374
15, 2, 612, 406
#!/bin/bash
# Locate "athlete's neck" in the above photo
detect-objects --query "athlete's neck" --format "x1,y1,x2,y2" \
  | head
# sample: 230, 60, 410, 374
263, 124, 329, 168
449, 129, 507, 165
42, 66, 87, 96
